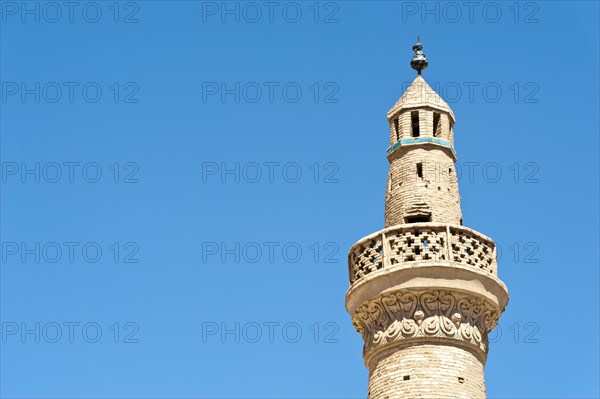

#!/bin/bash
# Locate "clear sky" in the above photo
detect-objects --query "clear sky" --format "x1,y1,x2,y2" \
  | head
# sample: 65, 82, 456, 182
1, 1, 599, 398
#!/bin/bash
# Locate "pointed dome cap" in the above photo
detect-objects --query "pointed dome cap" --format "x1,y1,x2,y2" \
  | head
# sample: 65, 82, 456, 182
387, 75, 455, 121
387, 38, 455, 122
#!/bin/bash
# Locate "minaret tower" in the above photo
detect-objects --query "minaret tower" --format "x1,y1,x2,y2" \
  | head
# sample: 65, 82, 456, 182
346, 40, 509, 399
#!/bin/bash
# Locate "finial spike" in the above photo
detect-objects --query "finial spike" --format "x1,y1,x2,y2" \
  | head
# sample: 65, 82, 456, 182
410, 37, 428, 75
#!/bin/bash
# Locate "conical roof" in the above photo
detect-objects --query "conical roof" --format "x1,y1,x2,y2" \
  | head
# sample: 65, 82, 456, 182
387, 75, 455, 121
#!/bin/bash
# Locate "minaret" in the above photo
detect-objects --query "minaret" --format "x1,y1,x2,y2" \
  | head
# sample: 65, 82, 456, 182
346, 39, 509, 399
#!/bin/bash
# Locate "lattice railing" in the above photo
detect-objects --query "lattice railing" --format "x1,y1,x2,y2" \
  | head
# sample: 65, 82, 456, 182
348, 223, 497, 284
348, 236, 384, 282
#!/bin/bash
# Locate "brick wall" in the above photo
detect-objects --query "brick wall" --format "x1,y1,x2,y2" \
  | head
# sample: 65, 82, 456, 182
384, 145, 462, 227
367, 343, 486, 399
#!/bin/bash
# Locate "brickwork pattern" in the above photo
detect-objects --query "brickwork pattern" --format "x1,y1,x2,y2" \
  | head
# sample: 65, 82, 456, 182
367, 344, 486, 399
388, 225, 447, 264
346, 72, 508, 399
385, 146, 461, 227
389, 108, 452, 146
387, 75, 455, 122
348, 224, 497, 284
449, 228, 496, 269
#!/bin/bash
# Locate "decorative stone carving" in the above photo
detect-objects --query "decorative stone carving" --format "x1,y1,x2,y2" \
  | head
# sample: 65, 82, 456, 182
346, 43, 509, 398
351, 289, 501, 364
348, 223, 497, 283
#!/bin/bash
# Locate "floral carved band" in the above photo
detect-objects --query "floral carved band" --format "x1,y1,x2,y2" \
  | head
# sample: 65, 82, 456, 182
351, 289, 502, 367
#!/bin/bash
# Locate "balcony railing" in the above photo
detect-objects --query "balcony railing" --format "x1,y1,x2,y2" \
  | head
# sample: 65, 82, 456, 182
348, 223, 497, 284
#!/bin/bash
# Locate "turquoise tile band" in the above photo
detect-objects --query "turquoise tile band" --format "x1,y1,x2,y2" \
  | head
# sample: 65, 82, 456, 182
386, 137, 454, 155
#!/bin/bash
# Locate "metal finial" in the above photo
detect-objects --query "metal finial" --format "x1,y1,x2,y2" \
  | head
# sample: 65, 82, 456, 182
410, 36, 428, 75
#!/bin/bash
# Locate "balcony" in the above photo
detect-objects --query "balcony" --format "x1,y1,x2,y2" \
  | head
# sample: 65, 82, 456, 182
348, 223, 497, 284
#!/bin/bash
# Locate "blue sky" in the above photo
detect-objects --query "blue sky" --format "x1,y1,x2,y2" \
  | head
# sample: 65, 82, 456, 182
0, 1, 598, 398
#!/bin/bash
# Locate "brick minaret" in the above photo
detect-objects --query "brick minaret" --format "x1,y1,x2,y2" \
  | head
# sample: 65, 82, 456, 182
346, 40, 509, 399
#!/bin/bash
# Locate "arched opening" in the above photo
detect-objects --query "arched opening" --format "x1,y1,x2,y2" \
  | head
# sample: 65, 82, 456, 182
411, 111, 420, 137
433, 112, 441, 137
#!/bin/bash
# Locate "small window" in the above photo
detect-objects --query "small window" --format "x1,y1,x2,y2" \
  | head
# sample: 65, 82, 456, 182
458, 377, 465, 384
433, 112, 441, 137
394, 117, 400, 140
405, 215, 431, 224
403, 375, 410, 381
460, 218, 463, 225
411, 111, 420, 137
417, 163, 423, 179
